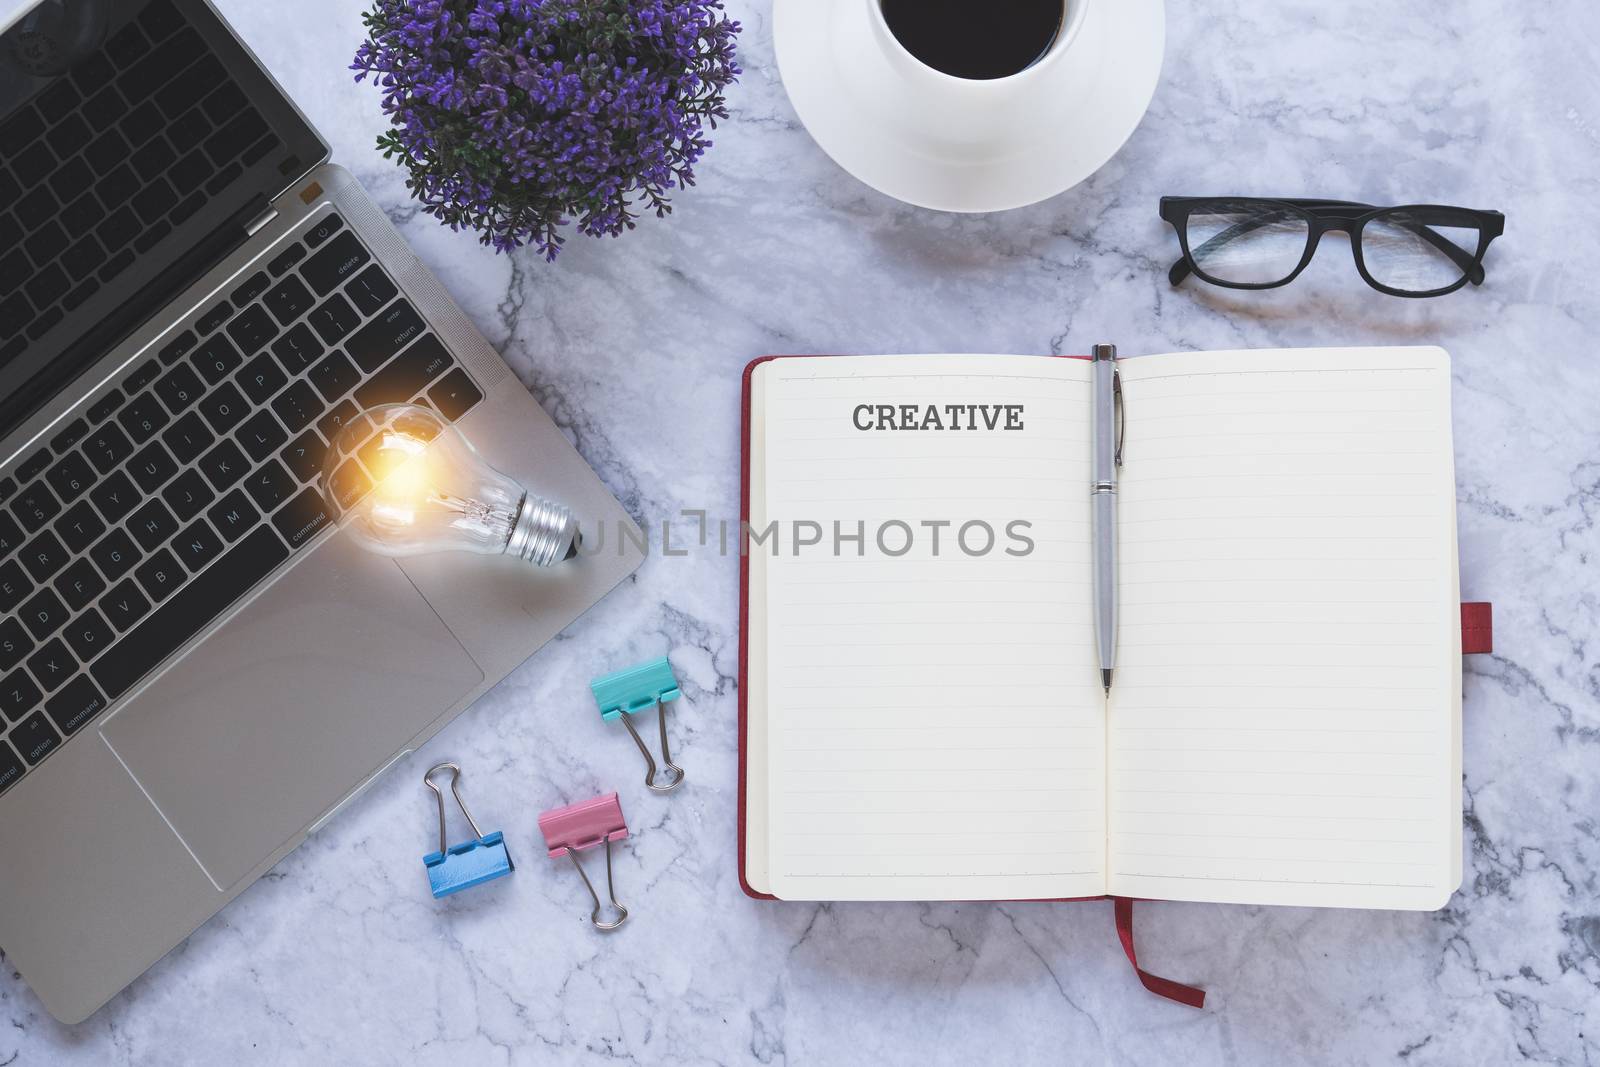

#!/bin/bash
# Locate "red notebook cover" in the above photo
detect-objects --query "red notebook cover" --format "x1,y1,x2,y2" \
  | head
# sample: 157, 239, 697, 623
736, 353, 1491, 1009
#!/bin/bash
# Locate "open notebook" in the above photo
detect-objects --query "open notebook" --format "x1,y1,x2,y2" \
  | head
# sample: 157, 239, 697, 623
740, 347, 1462, 910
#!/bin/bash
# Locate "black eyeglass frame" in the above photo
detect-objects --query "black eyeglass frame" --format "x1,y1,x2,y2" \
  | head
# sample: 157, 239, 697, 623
1160, 197, 1506, 298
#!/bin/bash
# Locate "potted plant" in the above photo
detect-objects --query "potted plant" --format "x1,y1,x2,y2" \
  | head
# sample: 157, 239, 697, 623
353, 0, 741, 260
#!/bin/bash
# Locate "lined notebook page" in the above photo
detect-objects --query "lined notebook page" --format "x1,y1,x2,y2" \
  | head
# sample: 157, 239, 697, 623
1107, 347, 1460, 910
753, 356, 1107, 902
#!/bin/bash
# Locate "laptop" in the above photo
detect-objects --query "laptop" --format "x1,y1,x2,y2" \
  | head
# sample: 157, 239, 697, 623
0, 0, 643, 1021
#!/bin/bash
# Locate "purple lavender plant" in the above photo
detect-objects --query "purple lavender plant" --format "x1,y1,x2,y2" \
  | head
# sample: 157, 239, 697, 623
352, 0, 740, 260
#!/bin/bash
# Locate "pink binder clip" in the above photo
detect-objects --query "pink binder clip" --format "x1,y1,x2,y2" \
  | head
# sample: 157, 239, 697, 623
537, 793, 631, 930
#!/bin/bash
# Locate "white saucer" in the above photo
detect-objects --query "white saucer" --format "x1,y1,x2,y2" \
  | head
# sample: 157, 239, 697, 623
774, 0, 1166, 213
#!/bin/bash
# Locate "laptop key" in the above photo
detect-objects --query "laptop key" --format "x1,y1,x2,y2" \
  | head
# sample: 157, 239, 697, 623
0, 740, 22, 794
133, 547, 183, 603
354, 336, 454, 409
129, 440, 179, 493
49, 418, 88, 453
303, 234, 371, 297
171, 519, 223, 573
304, 213, 343, 249
271, 380, 324, 434
12, 710, 60, 765
89, 469, 139, 523
90, 528, 140, 581
206, 489, 259, 543
192, 333, 242, 384
0, 511, 20, 554
231, 271, 271, 308
1, 670, 42, 722
263, 274, 313, 325
316, 400, 360, 444
0, 559, 31, 612
0, 616, 32, 670
197, 439, 248, 490
244, 460, 296, 513
158, 329, 198, 366
268, 242, 305, 277
82, 421, 133, 472
162, 411, 215, 464
346, 299, 426, 374
197, 380, 248, 435
128, 499, 179, 551
45, 451, 95, 504
93, 526, 288, 699
271, 323, 324, 375
154, 363, 205, 414
10, 482, 61, 532
237, 410, 288, 462
55, 558, 105, 612
44, 674, 107, 736
427, 368, 484, 421
105, 21, 150, 67
271, 488, 331, 551
20, 529, 70, 583
117, 391, 169, 443
63, 609, 112, 662
54, 499, 106, 553
0, 734, 23, 791
345, 265, 398, 317
19, 587, 69, 641
226, 303, 278, 356
25, 637, 77, 692
237, 351, 287, 404
162, 469, 214, 523
280, 430, 327, 483
101, 578, 151, 631
308, 350, 358, 403
326, 460, 371, 513
18, 448, 52, 482
308, 293, 360, 345
197, 300, 232, 335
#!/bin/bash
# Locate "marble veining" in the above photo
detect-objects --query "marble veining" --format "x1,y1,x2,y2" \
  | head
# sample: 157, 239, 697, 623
4, 0, 1599, 1062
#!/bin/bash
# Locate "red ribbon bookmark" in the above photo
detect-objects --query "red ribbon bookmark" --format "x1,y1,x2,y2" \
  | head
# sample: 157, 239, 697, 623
1113, 898, 1207, 1009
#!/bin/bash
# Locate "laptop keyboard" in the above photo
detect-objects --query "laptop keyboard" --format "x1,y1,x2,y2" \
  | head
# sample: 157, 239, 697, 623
0, 210, 485, 798
0, 0, 281, 370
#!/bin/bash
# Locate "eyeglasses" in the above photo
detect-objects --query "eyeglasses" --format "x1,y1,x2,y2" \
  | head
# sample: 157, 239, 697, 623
1160, 197, 1505, 298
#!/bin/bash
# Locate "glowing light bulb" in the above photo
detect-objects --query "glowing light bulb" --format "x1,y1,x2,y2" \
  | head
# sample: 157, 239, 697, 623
322, 403, 579, 567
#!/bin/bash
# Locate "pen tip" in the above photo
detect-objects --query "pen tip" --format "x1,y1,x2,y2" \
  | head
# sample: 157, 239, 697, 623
1102, 669, 1113, 695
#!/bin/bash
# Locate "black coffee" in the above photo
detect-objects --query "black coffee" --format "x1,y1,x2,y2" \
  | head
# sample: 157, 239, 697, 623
880, 0, 1064, 81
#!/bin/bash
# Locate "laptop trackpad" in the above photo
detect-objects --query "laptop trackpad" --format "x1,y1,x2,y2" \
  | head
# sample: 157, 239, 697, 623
100, 543, 484, 891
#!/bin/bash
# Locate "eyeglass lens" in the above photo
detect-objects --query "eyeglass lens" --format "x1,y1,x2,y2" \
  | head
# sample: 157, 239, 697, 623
1184, 201, 1311, 286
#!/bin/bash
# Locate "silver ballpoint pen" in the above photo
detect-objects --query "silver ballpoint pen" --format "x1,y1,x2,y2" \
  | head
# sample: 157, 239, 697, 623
1090, 342, 1122, 696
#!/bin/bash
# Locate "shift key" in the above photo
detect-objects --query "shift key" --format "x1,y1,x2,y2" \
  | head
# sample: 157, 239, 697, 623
354, 335, 454, 409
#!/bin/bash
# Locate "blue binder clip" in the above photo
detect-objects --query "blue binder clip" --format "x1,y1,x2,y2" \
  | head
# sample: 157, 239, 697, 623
591, 656, 685, 792
422, 762, 514, 898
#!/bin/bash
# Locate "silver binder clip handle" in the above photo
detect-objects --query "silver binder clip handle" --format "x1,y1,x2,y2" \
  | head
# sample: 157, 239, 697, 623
565, 839, 629, 931
620, 702, 685, 793
424, 762, 485, 853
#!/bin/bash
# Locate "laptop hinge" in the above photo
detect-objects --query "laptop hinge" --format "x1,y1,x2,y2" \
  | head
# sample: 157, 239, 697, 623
245, 206, 279, 237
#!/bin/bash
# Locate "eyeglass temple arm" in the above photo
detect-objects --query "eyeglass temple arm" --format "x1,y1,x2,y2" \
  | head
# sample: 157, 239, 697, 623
1169, 201, 1486, 287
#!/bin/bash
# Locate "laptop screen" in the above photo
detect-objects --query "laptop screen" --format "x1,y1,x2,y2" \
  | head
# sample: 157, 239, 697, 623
0, 0, 326, 435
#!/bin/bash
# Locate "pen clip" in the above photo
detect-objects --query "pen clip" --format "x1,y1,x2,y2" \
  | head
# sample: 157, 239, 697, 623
1113, 367, 1125, 467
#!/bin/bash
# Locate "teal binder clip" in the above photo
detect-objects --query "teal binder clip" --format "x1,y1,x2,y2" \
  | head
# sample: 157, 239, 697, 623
422, 762, 514, 898
591, 656, 685, 792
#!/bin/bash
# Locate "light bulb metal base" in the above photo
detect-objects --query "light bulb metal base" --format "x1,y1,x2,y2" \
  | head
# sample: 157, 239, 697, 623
505, 493, 578, 567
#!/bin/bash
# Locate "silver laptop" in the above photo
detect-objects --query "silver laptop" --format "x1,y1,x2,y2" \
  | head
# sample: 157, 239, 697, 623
0, 0, 642, 1021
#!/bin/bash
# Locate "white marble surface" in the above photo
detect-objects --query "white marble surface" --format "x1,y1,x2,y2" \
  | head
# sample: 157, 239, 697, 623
7, 0, 1600, 1062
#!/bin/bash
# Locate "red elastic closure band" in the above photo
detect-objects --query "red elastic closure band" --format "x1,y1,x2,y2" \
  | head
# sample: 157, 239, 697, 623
1461, 602, 1493, 655
1112, 898, 1206, 1008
